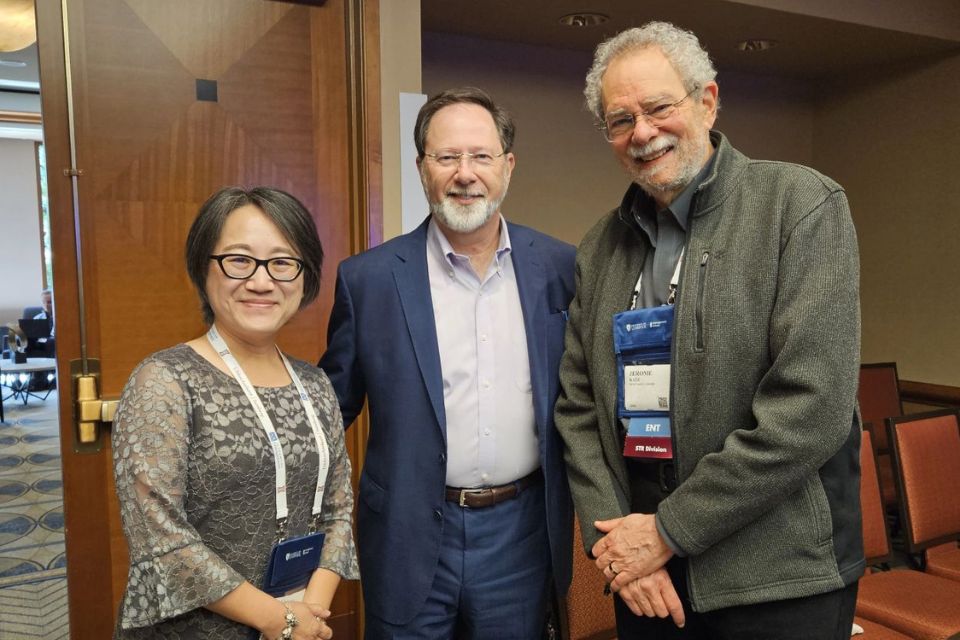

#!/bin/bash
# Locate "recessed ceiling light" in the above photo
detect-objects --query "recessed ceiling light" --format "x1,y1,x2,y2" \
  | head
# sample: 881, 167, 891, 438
0, 59, 28, 68
559, 13, 609, 28
736, 39, 778, 52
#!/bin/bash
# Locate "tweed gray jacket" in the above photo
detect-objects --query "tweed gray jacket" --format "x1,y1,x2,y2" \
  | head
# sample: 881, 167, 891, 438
556, 131, 864, 612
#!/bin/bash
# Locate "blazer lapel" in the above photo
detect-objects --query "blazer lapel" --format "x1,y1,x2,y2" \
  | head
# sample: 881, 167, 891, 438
510, 224, 550, 441
393, 221, 447, 441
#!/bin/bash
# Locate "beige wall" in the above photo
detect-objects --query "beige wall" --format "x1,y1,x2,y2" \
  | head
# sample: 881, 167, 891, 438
712, 71, 813, 166
421, 32, 960, 388
379, 0, 422, 241
422, 32, 621, 245
422, 32, 816, 244
0, 138, 44, 323
813, 53, 960, 387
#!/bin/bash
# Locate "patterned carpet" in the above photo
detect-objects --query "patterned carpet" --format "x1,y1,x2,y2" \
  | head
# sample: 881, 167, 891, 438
0, 389, 70, 639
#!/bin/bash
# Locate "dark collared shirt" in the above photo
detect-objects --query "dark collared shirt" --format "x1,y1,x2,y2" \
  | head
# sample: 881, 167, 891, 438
628, 149, 717, 557
632, 150, 718, 308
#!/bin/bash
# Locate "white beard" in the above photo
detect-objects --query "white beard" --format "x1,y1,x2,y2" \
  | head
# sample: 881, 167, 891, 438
430, 196, 500, 233
627, 132, 708, 197
425, 165, 510, 234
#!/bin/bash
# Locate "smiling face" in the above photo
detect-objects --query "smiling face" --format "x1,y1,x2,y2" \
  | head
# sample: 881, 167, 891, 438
601, 46, 718, 208
205, 204, 304, 346
417, 102, 515, 235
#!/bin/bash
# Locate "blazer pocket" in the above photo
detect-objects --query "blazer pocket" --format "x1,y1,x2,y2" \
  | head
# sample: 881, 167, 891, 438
360, 471, 386, 514
547, 309, 568, 348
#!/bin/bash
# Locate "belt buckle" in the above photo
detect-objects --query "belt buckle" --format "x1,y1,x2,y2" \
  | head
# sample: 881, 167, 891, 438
458, 488, 485, 507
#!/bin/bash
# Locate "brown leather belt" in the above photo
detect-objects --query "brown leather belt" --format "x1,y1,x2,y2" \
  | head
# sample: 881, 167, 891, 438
445, 469, 542, 508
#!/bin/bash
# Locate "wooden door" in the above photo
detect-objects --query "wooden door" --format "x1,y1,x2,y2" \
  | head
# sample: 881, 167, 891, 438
35, 0, 380, 636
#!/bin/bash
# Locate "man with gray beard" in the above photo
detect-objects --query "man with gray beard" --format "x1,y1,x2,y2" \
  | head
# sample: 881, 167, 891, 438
321, 87, 575, 639
555, 22, 863, 639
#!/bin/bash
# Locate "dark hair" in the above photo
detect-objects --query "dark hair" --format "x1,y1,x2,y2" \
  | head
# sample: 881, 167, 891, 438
185, 186, 324, 324
414, 86, 515, 158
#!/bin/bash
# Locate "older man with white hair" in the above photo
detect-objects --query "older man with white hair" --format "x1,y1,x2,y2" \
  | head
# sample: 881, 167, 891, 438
556, 22, 863, 639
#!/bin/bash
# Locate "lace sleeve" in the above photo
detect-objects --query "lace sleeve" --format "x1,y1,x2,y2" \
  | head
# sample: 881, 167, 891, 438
112, 357, 245, 628
315, 374, 360, 580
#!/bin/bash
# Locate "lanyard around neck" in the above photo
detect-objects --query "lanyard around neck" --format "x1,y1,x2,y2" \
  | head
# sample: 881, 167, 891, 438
629, 248, 685, 310
206, 325, 329, 536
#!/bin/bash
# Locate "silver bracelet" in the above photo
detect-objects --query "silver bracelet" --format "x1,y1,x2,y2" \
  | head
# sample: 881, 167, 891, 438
278, 603, 298, 640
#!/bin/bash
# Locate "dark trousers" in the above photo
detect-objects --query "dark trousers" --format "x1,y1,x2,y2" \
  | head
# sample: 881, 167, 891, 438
613, 557, 859, 640
364, 484, 551, 639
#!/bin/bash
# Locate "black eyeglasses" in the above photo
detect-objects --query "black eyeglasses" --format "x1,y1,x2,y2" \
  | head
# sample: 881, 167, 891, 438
209, 254, 304, 282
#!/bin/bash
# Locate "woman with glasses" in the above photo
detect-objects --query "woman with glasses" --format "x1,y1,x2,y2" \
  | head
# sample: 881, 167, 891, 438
112, 187, 358, 640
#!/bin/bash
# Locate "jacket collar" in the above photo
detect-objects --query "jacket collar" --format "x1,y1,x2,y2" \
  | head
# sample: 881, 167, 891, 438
616, 130, 748, 231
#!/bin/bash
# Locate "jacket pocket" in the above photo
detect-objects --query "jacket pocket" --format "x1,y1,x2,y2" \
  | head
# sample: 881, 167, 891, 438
360, 472, 386, 514
802, 476, 833, 546
694, 251, 710, 351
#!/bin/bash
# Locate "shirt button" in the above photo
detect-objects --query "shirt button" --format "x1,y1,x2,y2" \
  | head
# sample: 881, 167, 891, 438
448, 271, 454, 278
434, 509, 442, 521
480, 334, 488, 342
484, 429, 491, 436
439, 453, 446, 463
482, 380, 491, 389
481, 473, 489, 482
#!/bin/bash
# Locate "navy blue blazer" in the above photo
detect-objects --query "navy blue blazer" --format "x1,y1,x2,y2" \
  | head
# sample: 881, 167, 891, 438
320, 217, 575, 625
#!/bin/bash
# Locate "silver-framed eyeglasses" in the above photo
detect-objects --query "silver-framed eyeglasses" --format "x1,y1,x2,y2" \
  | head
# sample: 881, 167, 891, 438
209, 254, 304, 281
423, 149, 506, 168
599, 86, 700, 141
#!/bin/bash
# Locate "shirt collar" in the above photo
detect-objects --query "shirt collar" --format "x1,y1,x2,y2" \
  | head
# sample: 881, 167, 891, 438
427, 214, 512, 269
631, 143, 718, 241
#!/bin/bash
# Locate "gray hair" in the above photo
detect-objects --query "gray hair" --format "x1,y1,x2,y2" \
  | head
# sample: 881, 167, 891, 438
185, 186, 324, 324
584, 21, 717, 121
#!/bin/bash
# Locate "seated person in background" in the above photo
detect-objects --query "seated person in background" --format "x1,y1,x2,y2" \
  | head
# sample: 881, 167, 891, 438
112, 186, 358, 639
34, 289, 53, 328
23, 290, 56, 390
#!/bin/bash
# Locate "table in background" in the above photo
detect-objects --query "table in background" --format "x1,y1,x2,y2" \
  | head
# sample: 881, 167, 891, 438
0, 357, 57, 422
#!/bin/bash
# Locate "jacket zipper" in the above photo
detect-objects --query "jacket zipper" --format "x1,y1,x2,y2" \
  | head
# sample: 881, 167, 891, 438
695, 251, 710, 351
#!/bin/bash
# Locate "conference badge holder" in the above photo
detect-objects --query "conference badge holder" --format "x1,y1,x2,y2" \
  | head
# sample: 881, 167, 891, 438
264, 520, 326, 597
614, 303, 675, 460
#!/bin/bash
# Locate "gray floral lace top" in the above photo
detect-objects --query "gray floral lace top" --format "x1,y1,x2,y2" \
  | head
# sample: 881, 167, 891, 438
112, 344, 359, 639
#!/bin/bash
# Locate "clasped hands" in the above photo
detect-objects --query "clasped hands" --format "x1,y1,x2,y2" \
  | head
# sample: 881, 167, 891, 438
265, 601, 333, 640
591, 513, 685, 628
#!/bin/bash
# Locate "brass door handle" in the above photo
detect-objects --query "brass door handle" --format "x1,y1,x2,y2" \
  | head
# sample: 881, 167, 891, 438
71, 358, 119, 451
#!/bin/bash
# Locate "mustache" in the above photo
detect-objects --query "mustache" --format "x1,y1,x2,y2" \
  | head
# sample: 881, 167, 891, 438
627, 134, 679, 159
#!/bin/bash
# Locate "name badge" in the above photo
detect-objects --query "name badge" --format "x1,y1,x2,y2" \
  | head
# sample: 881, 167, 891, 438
623, 363, 670, 412
623, 416, 674, 459
263, 532, 325, 597
613, 304, 675, 460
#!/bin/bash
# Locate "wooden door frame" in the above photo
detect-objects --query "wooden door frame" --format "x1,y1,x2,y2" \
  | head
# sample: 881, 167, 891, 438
35, 0, 380, 636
